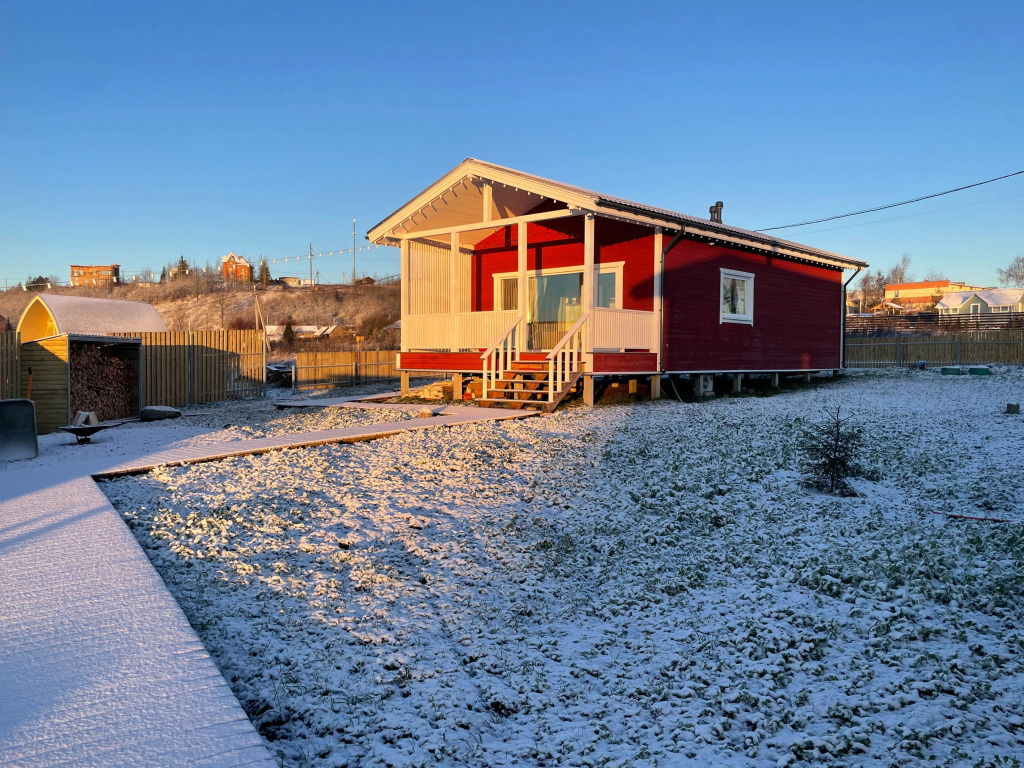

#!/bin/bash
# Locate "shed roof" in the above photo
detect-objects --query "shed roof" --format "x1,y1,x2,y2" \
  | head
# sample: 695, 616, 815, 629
19, 294, 167, 338
367, 158, 867, 271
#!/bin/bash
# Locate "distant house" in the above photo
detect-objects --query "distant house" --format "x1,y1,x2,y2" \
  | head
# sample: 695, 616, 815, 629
264, 324, 339, 341
871, 301, 905, 316
280, 276, 313, 288
222, 253, 253, 282
884, 280, 990, 312
17, 294, 167, 342
354, 276, 376, 286
70, 264, 121, 287
936, 289, 1024, 316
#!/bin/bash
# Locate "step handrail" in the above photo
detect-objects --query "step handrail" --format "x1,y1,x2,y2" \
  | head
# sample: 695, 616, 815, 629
544, 313, 589, 360
545, 313, 588, 402
480, 316, 522, 396
480, 317, 522, 361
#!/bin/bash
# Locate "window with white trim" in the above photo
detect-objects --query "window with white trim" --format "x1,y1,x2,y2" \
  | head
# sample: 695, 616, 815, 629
492, 262, 624, 314
498, 277, 518, 311
720, 269, 754, 324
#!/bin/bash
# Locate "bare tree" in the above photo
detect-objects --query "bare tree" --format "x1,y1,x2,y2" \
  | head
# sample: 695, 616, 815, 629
996, 253, 1024, 287
923, 268, 947, 282
886, 254, 913, 285
857, 269, 887, 309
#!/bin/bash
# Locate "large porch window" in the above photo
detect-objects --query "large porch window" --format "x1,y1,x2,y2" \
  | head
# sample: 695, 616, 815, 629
493, 263, 623, 348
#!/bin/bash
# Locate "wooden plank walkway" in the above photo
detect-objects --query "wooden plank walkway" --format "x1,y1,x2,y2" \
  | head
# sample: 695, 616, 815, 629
0, 406, 537, 767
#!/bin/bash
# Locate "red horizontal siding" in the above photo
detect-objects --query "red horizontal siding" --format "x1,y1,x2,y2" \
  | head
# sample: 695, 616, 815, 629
399, 352, 484, 371
663, 240, 842, 371
592, 353, 658, 373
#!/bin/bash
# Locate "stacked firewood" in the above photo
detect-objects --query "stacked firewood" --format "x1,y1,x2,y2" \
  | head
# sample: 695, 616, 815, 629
69, 343, 136, 422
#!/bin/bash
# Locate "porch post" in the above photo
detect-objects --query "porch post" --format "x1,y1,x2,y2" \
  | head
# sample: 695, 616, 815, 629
517, 221, 528, 352
450, 231, 460, 351
400, 238, 410, 352
653, 228, 664, 367
583, 214, 595, 362
483, 183, 493, 222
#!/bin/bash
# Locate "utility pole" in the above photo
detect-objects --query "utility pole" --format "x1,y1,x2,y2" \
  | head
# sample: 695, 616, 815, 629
352, 218, 357, 287
309, 243, 314, 290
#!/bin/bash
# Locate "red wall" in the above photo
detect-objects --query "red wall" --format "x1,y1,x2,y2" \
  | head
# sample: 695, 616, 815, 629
471, 217, 655, 312
663, 240, 843, 371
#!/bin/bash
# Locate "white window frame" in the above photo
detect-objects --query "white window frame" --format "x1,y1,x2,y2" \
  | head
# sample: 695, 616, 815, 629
970, 303, 981, 314
492, 262, 625, 313
720, 268, 755, 325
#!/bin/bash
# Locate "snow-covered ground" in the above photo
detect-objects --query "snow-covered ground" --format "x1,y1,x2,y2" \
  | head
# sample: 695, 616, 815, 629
102, 369, 1024, 768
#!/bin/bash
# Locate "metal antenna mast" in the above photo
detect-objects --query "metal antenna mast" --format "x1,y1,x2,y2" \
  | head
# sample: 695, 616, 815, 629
352, 218, 357, 286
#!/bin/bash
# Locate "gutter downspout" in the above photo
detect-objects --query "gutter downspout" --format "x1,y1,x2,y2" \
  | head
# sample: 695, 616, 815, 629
659, 227, 687, 367
841, 267, 863, 369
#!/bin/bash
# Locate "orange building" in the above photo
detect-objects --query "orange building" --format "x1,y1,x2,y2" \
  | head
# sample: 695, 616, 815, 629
70, 264, 120, 287
221, 253, 253, 282
885, 280, 989, 311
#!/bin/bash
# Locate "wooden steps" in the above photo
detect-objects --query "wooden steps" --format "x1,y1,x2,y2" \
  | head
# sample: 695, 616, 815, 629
478, 361, 582, 413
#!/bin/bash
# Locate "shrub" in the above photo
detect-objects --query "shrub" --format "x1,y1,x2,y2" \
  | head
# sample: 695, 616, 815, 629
797, 406, 864, 496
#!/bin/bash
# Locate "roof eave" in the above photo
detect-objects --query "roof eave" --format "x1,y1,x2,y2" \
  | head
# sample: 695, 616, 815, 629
594, 199, 866, 270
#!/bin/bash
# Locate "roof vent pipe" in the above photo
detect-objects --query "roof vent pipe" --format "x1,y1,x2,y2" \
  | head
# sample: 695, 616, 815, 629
709, 201, 724, 223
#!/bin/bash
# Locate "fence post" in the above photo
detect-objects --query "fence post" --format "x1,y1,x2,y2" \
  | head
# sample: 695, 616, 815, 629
188, 333, 195, 406
895, 341, 901, 368
956, 340, 961, 365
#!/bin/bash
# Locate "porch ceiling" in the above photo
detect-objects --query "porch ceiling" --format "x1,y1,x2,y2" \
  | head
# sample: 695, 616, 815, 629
383, 177, 564, 247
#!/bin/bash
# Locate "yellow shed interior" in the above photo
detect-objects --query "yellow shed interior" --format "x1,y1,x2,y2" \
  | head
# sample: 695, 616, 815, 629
18, 298, 60, 342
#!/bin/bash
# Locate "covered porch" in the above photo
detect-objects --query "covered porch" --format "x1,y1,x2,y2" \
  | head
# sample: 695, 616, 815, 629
397, 207, 661, 365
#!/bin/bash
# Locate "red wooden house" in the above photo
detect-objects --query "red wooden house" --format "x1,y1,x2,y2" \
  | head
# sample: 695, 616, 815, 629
367, 159, 867, 409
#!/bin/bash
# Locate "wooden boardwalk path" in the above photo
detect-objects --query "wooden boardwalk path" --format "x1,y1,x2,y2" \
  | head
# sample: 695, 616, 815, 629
0, 405, 536, 767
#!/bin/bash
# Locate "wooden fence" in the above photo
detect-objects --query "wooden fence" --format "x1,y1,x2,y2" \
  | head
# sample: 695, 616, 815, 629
846, 311, 1024, 337
294, 350, 400, 391
114, 330, 265, 407
0, 331, 20, 400
845, 331, 1024, 368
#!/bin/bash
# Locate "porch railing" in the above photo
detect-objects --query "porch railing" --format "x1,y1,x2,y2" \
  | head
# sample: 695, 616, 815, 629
403, 310, 519, 351
405, 307, 657, 355
481, 317, 521, 394
592, 308, 657, 351
403, 313, 453, 351
546, 313, 588, 402
457, 311, 518, 349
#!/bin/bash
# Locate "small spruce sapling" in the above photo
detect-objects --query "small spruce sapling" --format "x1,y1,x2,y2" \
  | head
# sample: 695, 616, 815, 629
797, 406, 864, 495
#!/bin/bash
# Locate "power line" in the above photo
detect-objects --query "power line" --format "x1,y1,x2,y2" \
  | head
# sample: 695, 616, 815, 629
779, 192, 1024, 236
756, 169, 1024, 232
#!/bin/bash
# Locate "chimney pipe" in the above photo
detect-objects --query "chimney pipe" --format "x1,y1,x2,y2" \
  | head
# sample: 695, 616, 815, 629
709, 201, 724, 223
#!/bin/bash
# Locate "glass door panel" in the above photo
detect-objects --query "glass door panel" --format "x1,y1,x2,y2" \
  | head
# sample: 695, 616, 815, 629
529, 272, 582, 349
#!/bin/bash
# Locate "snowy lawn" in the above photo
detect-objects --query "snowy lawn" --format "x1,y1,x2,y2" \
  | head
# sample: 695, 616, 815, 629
102, 369, 1024, 768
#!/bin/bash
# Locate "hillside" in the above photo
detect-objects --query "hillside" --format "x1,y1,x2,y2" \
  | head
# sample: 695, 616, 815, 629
0, 281, 400, 352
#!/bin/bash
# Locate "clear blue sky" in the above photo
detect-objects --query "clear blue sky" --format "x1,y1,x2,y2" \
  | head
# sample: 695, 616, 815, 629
2, 1, 1021, 287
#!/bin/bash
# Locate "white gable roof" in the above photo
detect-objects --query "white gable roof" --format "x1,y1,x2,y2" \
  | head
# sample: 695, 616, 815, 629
367, 158, 867, 271
937, 289, 1024, 310
28, 294, 167, 335
973, 289, 1024, 307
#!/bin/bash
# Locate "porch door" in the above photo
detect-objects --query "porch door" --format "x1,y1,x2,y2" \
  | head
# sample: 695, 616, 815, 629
529, 272, 583, 350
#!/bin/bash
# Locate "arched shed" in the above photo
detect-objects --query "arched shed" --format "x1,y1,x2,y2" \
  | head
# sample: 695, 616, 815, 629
17, 294, 166, 342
